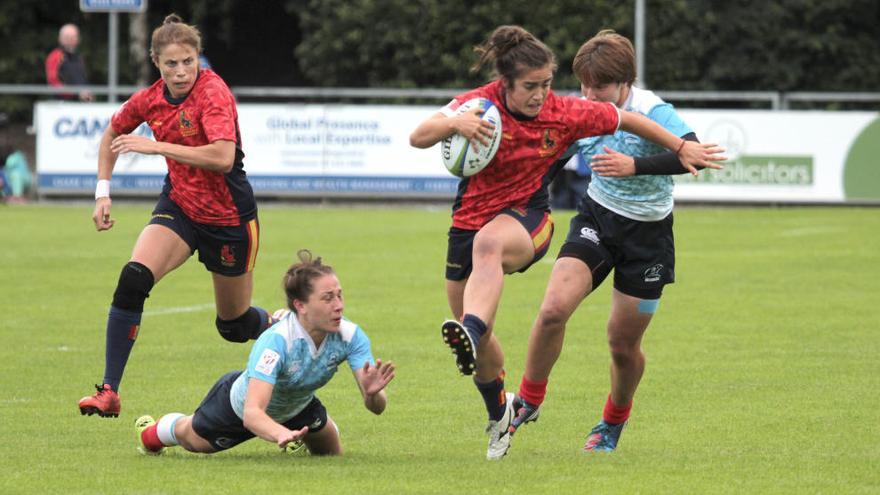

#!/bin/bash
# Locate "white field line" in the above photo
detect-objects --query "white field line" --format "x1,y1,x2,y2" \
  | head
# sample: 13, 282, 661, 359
144, 303, 216, 316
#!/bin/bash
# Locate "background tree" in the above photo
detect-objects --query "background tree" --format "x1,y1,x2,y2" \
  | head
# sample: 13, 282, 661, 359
0, 0, 878, 121
288, 0, 632, 91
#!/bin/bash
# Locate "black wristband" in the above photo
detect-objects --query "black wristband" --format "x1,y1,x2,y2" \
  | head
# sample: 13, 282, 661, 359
633, 132, 702, 175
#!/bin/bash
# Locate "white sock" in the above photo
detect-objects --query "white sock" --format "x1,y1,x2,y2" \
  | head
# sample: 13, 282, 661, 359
156, 413, 185, 446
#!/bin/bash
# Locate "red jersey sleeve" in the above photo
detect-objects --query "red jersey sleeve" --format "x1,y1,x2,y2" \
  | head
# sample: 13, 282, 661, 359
199, 79, 237, 143
567, 98, 620, 138
440, 83, 498, 116
45, 49, 63, 87
111, 90, 148, 135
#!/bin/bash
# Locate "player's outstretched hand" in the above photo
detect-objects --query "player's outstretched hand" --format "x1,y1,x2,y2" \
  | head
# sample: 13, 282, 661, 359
591, 146, 637, 177
677, 141, 727, 175
277, 426, 308, 450
92, 197, 115, 231
361, 359, 395, 396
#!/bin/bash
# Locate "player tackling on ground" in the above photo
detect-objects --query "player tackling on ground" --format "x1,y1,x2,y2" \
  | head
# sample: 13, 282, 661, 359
135, 250, 395, 456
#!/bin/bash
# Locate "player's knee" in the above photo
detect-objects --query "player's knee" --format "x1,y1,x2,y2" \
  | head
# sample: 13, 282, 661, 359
471, 233, 503, 262
536, 301, 571, 333
215, 315, 249, 343
215, 307, 261, 343
111, 261, 155, 312
610, 349, 644, 370
608, 338, 641, 366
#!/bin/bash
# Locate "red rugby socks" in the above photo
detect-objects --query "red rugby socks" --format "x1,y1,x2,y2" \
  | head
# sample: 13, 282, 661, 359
602, 394, 633, 425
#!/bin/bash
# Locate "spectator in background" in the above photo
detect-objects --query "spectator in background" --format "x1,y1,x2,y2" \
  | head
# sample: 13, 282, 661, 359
0, 145, 33, 205
45, 23, 94, 102
0, 113, 33, 204
550, 152, 591, 210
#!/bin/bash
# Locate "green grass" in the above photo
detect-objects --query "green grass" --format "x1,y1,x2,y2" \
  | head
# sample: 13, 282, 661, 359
1, 203, 878, 494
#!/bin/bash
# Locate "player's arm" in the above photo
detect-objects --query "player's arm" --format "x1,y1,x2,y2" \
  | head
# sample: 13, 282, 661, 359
633, 133, 705, 175
45, 50, 63, 87
618, 111, 725, 175
353, 359, 395, 415
109, 136, 235, 173
409, 108, 494, 149
92, 126, 122, 231
97, 126, 121, 181
591, 133, 712, 177
242, 378, 308, 449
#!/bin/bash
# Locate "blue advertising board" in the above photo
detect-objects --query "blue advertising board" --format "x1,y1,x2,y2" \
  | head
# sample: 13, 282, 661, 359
80, 0, 147, 12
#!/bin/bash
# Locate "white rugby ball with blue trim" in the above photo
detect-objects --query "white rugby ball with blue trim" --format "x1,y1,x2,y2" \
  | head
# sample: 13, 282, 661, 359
440, 97, 502, 177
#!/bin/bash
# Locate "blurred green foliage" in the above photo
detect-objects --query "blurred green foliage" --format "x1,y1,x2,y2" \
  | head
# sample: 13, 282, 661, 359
1, 0, 878, 120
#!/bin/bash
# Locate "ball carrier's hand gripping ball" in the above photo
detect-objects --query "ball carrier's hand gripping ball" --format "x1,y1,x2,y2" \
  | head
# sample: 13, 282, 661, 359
440, 98, 502, 177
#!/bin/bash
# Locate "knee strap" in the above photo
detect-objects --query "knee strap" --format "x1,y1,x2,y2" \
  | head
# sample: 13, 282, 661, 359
637, 298, 660, 314
111, 262, 155, 313
216, 307, 262, 343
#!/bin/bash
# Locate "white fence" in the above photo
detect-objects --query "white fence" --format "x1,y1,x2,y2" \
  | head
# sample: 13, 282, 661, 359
5, 84, 880, 109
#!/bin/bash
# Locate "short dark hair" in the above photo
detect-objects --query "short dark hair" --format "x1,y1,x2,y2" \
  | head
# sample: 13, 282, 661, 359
573, 29, 636, 87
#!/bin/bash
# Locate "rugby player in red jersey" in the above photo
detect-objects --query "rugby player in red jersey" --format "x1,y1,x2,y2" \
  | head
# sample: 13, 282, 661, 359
79, 14, 273, 419
410, 25, 721, 460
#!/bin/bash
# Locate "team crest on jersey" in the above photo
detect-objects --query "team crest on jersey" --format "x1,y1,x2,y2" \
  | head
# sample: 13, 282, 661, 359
287, 360, 301, 374
220, 245, 236, 267
538, 129, 559, 157
178, 110, 198, 137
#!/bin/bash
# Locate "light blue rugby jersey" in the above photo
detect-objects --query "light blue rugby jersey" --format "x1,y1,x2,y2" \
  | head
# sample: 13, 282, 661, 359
576, 87, 691, 221
229, 312, 375, 423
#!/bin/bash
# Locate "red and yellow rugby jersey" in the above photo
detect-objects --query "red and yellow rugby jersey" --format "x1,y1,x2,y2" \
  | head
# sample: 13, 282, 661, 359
111, 69, 256, 226
441, 80, 619, 230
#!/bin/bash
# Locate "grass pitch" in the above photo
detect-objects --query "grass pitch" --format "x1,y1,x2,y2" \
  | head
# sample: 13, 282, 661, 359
1, 203, 878, 494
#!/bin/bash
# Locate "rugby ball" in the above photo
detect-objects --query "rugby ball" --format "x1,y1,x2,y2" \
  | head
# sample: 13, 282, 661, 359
440, 97, 502, 177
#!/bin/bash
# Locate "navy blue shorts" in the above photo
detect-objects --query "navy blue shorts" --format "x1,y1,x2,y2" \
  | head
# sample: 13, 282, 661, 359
445, 207, 554, 281
191, 371, 328, 452
149, 194, 259, 276
558, 195, 674, 300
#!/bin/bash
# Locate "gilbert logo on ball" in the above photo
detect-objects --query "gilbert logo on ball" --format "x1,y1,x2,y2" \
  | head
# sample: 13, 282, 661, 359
440, 97, 502, 177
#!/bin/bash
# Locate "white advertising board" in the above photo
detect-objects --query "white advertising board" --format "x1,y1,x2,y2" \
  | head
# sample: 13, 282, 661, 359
34, 102, 880, 203
35, 102, 453, 197
674, 110, 879, 203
